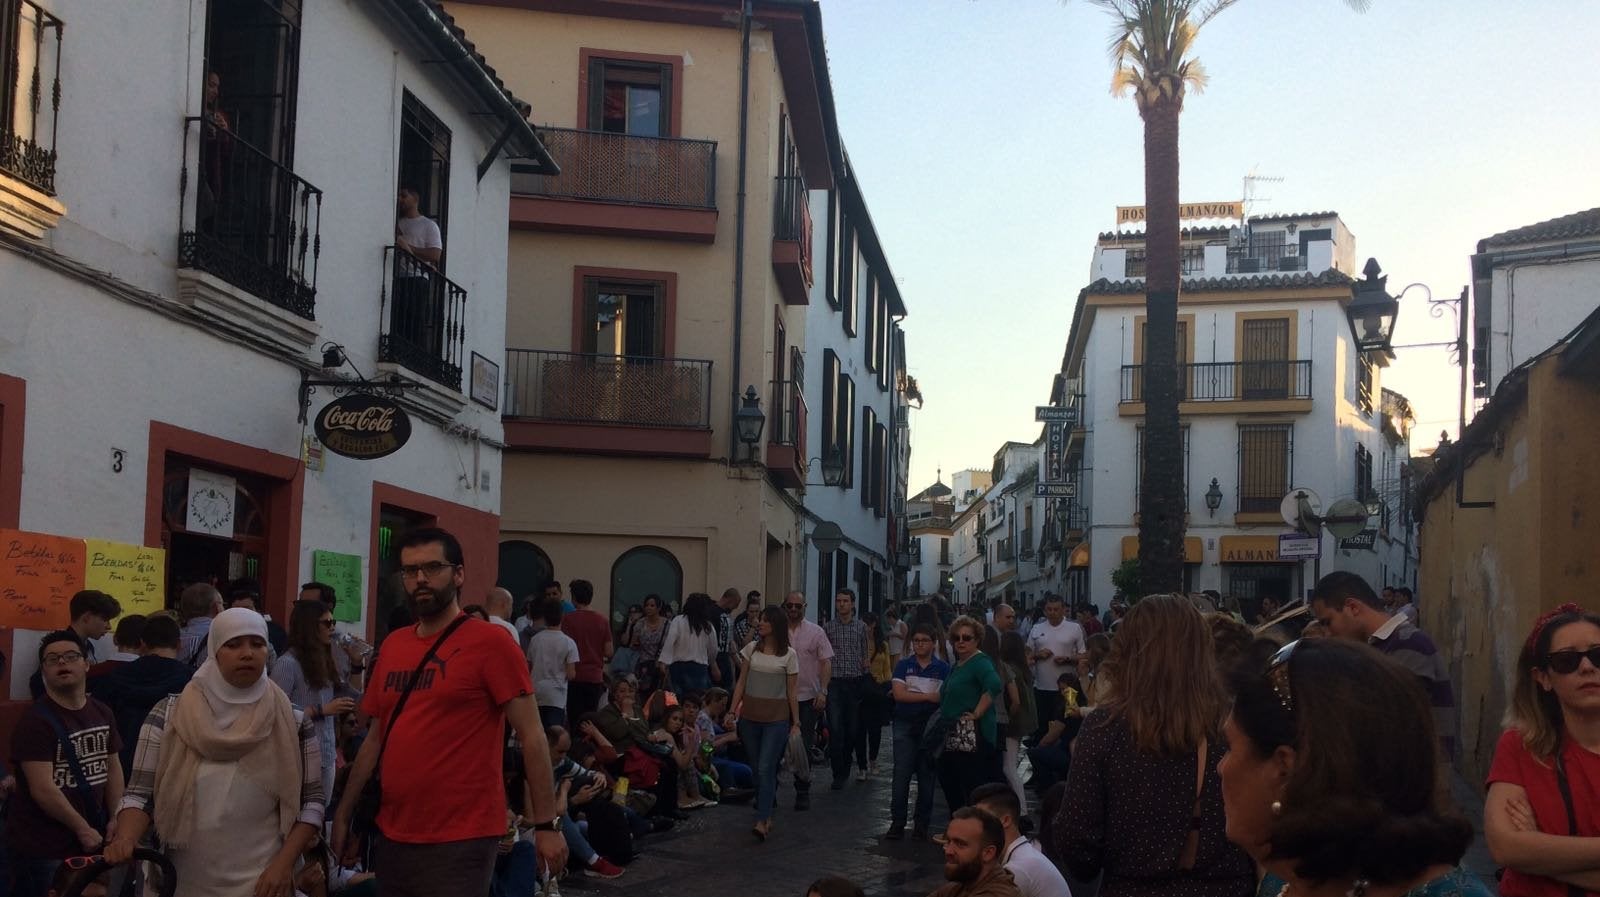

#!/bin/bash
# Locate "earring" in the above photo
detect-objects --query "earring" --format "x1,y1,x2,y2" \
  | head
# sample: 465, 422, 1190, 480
1270, 801, 1283, 816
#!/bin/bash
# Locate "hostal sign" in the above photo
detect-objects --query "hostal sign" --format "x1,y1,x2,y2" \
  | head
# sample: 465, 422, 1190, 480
314, 394, 412, 460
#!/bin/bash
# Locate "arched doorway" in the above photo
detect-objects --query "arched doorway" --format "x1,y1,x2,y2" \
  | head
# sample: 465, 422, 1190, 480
498, 540, 553, 619
610, 546, 682, 627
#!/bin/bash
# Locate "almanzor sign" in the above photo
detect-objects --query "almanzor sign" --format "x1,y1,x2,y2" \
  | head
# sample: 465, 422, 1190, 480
1116, 201, 1244, 226
313, 393, 412, 460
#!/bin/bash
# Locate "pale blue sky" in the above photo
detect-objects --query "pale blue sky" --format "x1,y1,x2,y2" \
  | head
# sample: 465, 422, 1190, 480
817, 0, 1600, 491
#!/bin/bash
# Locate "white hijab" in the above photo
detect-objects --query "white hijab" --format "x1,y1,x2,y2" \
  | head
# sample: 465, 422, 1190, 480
189, 606, 270, 729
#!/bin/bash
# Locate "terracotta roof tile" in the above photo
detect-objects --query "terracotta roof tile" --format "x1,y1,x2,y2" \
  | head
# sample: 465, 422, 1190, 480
1481, 207, 1600, 248
1084, 268, 1355, 295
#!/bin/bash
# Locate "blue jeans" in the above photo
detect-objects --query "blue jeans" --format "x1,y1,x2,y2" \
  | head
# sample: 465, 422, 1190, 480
9, 856, 56, 897
668, 661, 711, 697
737, 718, 790, 822
891, 715, 937, 829
491, 840, 537, 897
560, 814, 596, 865
827, 675, 869, 778
712, 756, 754, 789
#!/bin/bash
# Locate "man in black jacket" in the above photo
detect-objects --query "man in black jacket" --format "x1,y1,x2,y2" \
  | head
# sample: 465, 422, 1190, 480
89, 615, 194, 773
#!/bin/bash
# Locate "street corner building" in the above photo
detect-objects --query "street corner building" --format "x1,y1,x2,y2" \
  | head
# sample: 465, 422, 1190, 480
450, 0, 914, 623
0, 0, 556, 730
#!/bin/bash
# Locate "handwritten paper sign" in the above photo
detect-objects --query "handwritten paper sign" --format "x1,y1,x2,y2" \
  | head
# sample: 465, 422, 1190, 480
312, 550, 364, 623
84, 539, 167, 618
0, 529, 85, 629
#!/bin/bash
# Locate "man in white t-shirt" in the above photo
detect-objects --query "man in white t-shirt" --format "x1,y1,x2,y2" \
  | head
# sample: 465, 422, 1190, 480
525, 597, 578, 731
973, 783, 1072, 897
394, 186, 444, 352
1025, 594, 1085, 743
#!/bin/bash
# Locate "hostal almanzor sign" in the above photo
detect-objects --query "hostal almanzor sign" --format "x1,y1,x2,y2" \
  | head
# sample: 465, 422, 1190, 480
314, 394, 412, 460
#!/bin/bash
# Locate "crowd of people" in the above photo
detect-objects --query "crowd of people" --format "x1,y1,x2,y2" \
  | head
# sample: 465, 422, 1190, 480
3, 543, 1595, 897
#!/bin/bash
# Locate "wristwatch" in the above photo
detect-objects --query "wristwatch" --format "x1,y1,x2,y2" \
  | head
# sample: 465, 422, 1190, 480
528, 818, 562, 833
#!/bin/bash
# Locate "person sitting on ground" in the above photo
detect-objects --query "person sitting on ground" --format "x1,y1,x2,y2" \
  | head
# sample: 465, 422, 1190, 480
971, 782, 1072, 897
645, 692, 710, 811
1025, 671, 1084, 794
591, 674, 685, 821
697, 687, 754, 793
541, 726, 625, 879
678, 690, 716, 802
929, 807, 1021, 897
1221, 637, 1485, 897
1484, 603, 1600, 897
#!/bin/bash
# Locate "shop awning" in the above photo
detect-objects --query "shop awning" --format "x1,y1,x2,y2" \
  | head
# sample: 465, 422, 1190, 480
1219, 535, 1286, 563
1068, 542, 1091, 569
1121, 535, 1203, 564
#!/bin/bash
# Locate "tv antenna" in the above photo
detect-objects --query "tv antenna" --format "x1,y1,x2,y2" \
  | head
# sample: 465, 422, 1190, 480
1242, 168, 1284, 218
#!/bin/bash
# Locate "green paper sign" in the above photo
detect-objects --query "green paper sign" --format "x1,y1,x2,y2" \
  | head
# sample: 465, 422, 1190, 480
311, 550, 364, 623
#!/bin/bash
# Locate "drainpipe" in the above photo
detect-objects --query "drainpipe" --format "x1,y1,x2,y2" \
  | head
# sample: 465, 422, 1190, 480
728, 0, 753, 462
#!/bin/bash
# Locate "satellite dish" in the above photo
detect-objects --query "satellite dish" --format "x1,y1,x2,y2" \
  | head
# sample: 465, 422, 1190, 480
1323, 498, 1370, 541
1280, 488, 1322, 529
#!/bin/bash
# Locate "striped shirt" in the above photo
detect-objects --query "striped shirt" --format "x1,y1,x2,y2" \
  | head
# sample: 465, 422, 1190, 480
737, 643, 798, 723
1370, 615, 1457, 759
119, 693, 325, 828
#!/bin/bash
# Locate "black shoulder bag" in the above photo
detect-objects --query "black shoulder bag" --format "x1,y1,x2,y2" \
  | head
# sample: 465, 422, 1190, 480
36, 700, 107, 834
352, 614, 470, 835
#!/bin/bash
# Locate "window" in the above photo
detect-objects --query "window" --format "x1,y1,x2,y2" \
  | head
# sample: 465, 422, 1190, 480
586, 57, 671, 137
1241, 316, 1292, 399
203, 0, 302, 166
1134, 316, 1191, 400
940, 538, 950, 565
861, 407, 876, 509
875, 289, 891, 390
1238, 424, 1293, 513
872, 421, 888, 517
825, 193, 843, 309
822, 352, 854, 489
1250, 229, 1288, 268
611, 546, 683, 617
822, 349, 839, 470
833, 203, 853, 314
864, 274, 879, 372
1135, 425, 1191, 510
1357, 353, 1375, 415
839, 374, 855, 488
1355, 444, 1374, 505
845, 238, 865, 338
399, 91, 451, 265
1, 0, 62, 195
581, 276, 666, 357
817, 546, 834, 607
497, 541, 553, 620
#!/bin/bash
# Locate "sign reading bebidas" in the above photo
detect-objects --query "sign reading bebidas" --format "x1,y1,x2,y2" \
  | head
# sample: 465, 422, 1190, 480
314, 394, 412, 460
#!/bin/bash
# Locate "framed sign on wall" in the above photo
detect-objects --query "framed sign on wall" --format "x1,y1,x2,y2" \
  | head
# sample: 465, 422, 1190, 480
470, 352, 500, 411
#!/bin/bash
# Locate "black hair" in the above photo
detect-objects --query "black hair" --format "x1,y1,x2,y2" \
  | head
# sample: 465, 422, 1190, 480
69, 589, 121, 621
1398, 587, 1414, 600
1311, 571, 1383, 611
38, 629, 86, 666
141, 614, 181, 650
113, 614, 147, 649
544, 580, 563, 592
541, 596, 564, 628
949, 806, 1005, 854
569, 579, 594, 606
969, 781, 1022, 821
681, 593, 714, 636
301, 581, 337, 606
397, 527, 463, 566
836, 588, 857, 603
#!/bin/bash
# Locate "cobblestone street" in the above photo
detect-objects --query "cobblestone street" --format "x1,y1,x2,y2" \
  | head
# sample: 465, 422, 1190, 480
569, 757, 948, 897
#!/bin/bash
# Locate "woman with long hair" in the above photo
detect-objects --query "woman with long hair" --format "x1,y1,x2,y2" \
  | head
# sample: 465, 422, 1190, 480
936, 615, 1004, 816
105, 608, 323, 897
1080, 632, 1113, 708
271, 601, 353, 798
731, 605, 799, 841
1485, 603, 1600, 897
863, 613, 893, 776
998, 630, 1036, 812
591, 673, 685, 821
658, 593, 718, 696
630, 595, 669, 694
1053, 594, 1254, 897
1222, 638, 1484, 897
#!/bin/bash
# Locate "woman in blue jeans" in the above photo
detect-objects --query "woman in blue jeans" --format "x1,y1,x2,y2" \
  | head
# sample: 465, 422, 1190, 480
731, 605, 800, 841
886, 625, 950, 840
658, 593, 720, 697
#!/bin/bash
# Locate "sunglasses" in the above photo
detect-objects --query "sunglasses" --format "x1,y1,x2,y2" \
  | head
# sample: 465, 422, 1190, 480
783, 603, 804, 610
1267, 640, 1299, 711
319, 619, 337, 628
952, 633, 978, 643
1544, 647, 1600, 675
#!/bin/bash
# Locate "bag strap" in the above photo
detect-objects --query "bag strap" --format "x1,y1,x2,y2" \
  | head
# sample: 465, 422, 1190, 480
37, 699, 107, 832
373, 614, 471, 771
1553, 750, 1586, 897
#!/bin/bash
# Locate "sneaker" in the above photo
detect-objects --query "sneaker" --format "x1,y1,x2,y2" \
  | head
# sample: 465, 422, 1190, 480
930, 832, 949, 845
830, 777, 847, 791
884, 824, 905, 840
856, 768, 867, 782
584, 858, 624, 880
795, 792, 811, 811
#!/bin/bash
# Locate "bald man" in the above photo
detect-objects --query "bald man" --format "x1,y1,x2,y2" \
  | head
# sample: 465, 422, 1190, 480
993, 603, 1017, 634
485, 587, 519, 643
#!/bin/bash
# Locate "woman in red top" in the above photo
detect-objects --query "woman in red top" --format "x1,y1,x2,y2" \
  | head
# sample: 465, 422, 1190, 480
1486, 603, 1600, 897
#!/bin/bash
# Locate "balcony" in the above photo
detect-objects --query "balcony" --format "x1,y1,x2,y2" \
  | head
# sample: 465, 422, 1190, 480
766, 376, 807, 489
176, 116, 322, 345
503, 349, 714, 458
1119, 360, 1313, 416
380, 247, 466, 391
0, 0, 61, 199
510, 127, 717, 243
771, 174, 813, 305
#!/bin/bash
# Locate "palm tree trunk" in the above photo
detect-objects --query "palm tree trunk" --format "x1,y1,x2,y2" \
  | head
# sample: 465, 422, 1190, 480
1136, 94, 1187, 596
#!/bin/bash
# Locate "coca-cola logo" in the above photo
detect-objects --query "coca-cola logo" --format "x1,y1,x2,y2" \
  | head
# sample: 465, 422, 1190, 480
314, 394, 412, 460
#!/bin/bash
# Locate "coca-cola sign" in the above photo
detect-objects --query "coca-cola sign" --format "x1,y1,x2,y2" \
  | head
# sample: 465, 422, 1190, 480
313, 393, 412, 460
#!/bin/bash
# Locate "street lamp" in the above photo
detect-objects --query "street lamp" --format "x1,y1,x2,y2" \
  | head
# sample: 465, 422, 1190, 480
806, 447, 845, 487
1204, 478, 1224, 516
1348, 258, 1399, 353
734, 385, 765, 458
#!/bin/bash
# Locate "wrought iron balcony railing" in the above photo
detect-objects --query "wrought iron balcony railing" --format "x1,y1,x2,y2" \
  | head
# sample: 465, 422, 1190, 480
1, 0, 62, 194
1120, 360, 1312, 403
179, 117, 322, 318
512, 127, 716, 209
380, 246, 466, 390
504, 349, 713, 429
772, 173, 813, 273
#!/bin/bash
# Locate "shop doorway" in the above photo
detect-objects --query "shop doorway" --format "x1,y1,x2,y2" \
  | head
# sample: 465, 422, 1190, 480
1225, 564, 1298, 621
161, 462, 273, 607
498, 540, 553, 621
374, 505, 434, 643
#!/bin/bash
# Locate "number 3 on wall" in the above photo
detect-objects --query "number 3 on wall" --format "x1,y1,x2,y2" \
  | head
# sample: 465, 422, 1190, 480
111, 448, 125, 474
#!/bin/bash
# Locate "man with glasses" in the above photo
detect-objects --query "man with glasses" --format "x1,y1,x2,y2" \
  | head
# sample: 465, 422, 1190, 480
1309, 571, 1455, 759
332, 527, 567, 897
783, 591, 833, 811
6, 630, 124, 897
886, 625, 949, 840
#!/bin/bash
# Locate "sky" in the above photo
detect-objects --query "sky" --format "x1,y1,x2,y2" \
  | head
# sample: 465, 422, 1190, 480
815, 0, 1600, 493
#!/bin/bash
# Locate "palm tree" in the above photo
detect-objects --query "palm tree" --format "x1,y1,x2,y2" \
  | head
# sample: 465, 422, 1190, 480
1090, 0, 1364, 596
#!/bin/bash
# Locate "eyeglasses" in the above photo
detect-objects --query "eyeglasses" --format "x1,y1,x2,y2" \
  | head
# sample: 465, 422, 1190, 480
1267, 640, 1300, 711
319, 619, 337, 629
399, 562, 458, 580
952, 633, 978, 643
42, 652, 84, 666
1544, 647, 1600, 675
783, 603, 804, 610
911, 637, 934, 644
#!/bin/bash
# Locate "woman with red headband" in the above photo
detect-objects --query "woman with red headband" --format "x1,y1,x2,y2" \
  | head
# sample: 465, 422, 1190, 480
1486, 603, 1600, 897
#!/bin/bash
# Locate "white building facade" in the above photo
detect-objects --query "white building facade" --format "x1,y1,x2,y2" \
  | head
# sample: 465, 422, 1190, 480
1046, 212, 1420, 615
0, 1, 550, 700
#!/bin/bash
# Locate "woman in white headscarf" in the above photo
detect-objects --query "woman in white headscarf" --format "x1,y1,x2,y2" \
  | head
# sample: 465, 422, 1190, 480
105, 607, 324, 897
